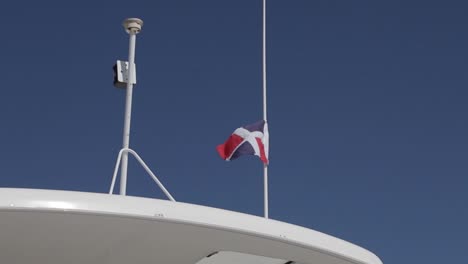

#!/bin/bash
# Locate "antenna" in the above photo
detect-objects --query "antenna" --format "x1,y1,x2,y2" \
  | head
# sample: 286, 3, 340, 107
119, 18, 143, 195
109, 18, 176, 201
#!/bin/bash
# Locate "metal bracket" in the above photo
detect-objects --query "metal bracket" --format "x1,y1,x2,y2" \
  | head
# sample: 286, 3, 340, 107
109, 148, 176, 202
113, 60, 136, 88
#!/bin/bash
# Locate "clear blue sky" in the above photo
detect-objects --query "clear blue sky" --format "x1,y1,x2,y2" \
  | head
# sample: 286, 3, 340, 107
1, 1, 467, 263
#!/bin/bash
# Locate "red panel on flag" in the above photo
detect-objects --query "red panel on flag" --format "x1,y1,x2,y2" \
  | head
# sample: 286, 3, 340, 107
256, 137, 268, 164
217, 134, 244, 160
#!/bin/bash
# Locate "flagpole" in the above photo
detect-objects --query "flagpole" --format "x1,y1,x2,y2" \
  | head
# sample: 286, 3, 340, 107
262, 0, 269, 219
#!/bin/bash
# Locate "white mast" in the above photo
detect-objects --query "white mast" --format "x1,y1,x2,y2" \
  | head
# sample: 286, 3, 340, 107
262, 0, 269, 218
119, 18, 143, 195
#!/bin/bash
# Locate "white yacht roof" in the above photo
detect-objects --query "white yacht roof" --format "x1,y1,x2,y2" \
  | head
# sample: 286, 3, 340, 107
0, 188, 382, 264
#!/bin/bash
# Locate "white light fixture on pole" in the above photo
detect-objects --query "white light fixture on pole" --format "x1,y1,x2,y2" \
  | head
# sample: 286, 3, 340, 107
119, 18, 143, 196
110, 18, 175, 201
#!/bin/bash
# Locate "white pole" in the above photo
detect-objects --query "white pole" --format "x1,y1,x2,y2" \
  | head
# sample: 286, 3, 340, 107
262, 0, 269, 219
120, 18, 143, 196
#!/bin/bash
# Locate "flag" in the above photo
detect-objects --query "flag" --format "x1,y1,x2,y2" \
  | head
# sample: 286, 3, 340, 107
217, 120, 269, 164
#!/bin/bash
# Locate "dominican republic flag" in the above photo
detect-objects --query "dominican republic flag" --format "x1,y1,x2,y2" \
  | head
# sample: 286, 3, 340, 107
217, 120, 269, 164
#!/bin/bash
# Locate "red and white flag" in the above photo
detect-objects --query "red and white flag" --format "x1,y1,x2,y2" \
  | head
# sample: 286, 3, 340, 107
217, 120, 269, 164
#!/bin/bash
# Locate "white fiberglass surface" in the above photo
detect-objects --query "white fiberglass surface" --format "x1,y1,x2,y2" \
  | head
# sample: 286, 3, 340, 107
196, 251, 294, 264
0, 188, 383, 264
